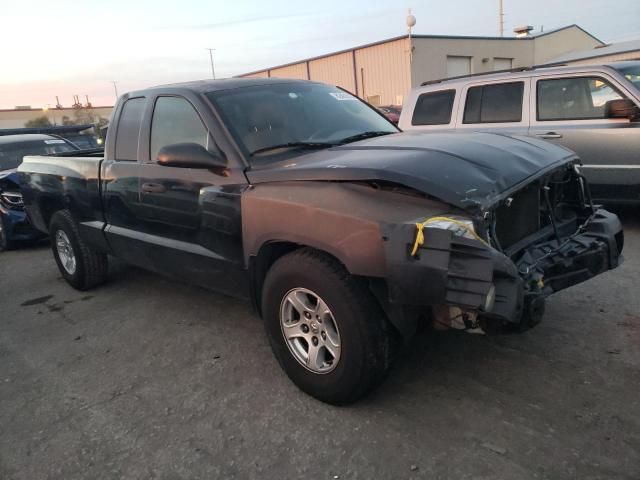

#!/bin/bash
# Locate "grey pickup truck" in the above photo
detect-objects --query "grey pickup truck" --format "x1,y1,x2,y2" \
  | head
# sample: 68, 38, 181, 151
18, 78, 623, 404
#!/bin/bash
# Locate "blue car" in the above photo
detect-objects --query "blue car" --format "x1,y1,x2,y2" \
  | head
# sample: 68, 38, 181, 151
0, 134, 78, 251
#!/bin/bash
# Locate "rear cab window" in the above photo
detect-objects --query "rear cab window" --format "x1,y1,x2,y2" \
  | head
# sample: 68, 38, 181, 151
411, 90, 456, 126
114, 97, 146, 161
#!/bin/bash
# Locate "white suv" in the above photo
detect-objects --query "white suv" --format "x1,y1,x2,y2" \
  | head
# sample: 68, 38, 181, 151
399, 62, 640, 204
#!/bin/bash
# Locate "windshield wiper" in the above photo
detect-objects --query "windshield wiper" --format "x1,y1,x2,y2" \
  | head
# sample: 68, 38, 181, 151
249, 142, 335, 156
337, 131, 394, 145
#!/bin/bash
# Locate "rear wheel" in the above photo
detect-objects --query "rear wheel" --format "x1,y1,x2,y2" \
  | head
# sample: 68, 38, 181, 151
49, 210, 108, 290
262, 248, 395, 405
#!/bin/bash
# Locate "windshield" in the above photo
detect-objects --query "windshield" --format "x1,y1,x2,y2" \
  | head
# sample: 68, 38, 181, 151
0, 139, 76, 171
612, 63, 640, 91
206, 82, 397, 163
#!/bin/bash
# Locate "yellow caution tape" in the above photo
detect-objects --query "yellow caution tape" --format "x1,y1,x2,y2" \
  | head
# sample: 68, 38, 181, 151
410, 216, 489, 257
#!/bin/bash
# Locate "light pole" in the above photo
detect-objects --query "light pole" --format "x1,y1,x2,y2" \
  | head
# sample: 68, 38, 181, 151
206, 48, 216, 79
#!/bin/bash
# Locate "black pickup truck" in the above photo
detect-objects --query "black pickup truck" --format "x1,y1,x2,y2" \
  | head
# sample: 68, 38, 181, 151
19, 78, 623, 404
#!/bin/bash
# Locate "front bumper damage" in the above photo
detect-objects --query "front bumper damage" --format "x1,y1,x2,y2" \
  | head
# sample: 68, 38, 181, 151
382, 208, 623, 331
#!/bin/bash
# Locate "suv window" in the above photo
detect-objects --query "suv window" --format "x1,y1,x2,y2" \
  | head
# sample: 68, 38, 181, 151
412, 90, 455, 126
537, 76, 624, 121
115, 97, 145, 161
150, 96, 208, 161
463, 82, 524, 124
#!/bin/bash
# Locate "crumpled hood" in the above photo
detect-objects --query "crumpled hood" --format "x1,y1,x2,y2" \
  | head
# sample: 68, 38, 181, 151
246, 132, 578, 211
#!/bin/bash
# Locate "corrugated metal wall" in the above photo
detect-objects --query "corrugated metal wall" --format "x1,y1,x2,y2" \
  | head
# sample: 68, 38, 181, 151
241, 71, 269, 78
238, 38, 411, 105
355, 38, 411, 106
308, 52, 356, 94
238, 28, 606, 106
270, 63, 309, 80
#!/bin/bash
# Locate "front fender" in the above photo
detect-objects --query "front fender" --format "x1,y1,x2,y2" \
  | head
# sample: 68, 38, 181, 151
242, 184, 386, 277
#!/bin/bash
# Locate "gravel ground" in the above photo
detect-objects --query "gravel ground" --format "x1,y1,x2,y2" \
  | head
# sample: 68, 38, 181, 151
1, 208, 639, 480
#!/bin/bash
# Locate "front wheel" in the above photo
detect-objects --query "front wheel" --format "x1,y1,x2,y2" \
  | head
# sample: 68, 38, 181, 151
262, 248, 396, 405
49, 210, 108, 290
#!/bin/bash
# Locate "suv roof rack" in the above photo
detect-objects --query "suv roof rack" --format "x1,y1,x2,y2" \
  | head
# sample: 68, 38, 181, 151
420, 64, 566, 86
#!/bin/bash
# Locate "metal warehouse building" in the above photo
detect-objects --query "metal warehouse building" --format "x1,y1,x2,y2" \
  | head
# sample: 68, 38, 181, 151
238, 24, 603, 106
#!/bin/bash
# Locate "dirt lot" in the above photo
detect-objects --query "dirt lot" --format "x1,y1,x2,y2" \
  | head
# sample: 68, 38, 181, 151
1, 208, 639, 480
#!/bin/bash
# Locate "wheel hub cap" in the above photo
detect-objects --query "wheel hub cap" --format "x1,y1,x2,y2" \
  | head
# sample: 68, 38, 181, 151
55, 230, 77, 275
280, 288, 341, 374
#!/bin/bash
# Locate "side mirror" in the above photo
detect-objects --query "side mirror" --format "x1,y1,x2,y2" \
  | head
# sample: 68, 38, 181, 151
157, 143, 227, 169
605, 98, 640, 120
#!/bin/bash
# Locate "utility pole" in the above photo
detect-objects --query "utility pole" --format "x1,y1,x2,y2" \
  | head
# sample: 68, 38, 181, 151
110, 81, 119, 102
499, 0, 505, 37
206, 48, 216, 79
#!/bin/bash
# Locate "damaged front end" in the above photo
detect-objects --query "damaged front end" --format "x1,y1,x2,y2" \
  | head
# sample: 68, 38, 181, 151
382, 163, 623, 333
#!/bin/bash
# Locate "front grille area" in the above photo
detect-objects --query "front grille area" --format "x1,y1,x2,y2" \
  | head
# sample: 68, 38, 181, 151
495, 184, 541, 249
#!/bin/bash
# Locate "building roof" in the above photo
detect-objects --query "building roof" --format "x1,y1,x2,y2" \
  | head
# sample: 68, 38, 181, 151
237, 34, 527, 77
237, 24, 601, 77
548, 38, 640, 64
531, 24, 604, 44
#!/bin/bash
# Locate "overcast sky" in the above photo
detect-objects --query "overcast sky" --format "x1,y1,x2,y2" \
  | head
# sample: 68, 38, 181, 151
1, 0, 638, 109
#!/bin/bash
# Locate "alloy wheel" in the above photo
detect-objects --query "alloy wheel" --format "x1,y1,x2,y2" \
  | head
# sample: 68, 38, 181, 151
280, 287, 342, 374
55, 230, 77, 275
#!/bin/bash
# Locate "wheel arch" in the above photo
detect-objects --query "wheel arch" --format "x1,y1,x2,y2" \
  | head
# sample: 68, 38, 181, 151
249, 240, 413, 341
250, 241, 343, 317
40, 196, 68, 230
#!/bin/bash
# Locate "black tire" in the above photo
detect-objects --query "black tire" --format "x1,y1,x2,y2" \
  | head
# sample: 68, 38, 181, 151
262, 248, 395, 405
49, 210, 108, 290
0, 213, 12, 252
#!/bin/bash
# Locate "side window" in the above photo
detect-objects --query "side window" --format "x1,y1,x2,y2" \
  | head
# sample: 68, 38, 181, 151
537, 77, 624, 121
412, 90, 456, 126
463, 82, 524, 124
150, 97, 208, 161
115, 97, 145, 161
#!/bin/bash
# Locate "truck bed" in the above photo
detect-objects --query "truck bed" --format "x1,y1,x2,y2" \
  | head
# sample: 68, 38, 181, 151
18, 152, 105, 236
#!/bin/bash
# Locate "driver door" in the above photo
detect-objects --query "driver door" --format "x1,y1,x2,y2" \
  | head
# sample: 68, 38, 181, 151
137, 95, 247, 296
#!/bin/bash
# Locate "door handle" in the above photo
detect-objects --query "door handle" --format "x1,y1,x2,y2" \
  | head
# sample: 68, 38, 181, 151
141, 182, 166, 194
536, 132, 563, 139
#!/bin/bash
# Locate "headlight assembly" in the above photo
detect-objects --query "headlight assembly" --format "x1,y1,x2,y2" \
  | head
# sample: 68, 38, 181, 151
411, 215, 487, 257
422, 216, 478, 240
0, 191, 24, 209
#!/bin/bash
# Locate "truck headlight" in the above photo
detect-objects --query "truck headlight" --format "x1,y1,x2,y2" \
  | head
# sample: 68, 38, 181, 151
411, 215, 488, 257
423, 216, 477, 241
0, 191, 24, 209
